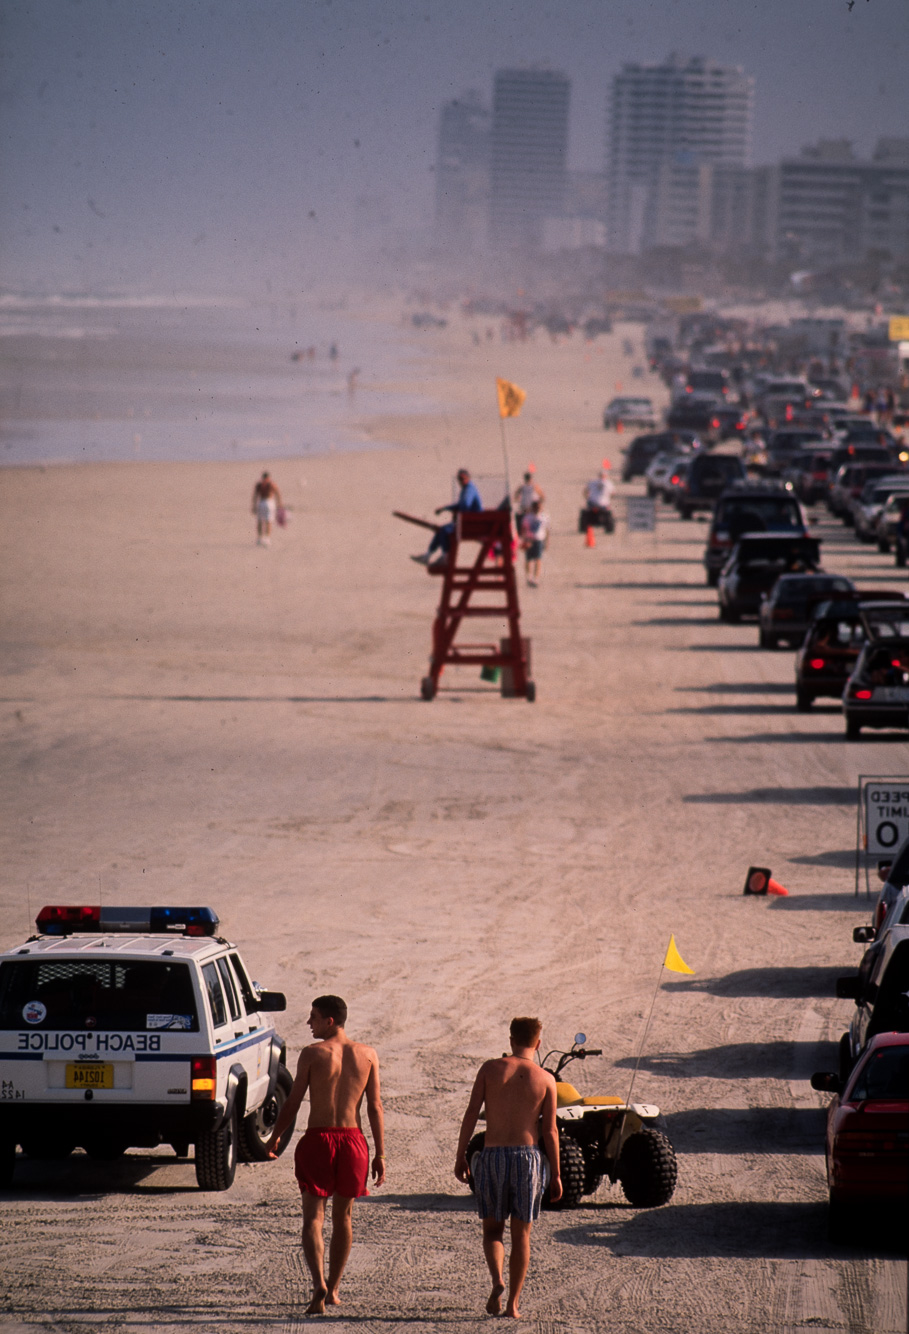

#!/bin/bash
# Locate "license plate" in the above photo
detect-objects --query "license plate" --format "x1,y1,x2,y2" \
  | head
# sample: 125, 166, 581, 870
873, 687, 909, 703
66, 1063, 113, 1089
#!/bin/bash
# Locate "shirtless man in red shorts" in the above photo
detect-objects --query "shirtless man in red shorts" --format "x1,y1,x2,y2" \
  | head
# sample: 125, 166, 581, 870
267, 994, 385, 1315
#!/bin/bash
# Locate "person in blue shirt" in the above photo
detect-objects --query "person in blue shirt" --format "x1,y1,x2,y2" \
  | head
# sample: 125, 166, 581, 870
413, 469, 483, 565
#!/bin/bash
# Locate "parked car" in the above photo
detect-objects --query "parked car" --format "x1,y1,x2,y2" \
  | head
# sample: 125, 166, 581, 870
621, 430, 700, 481
718, 534, 821, 622
704, 484, 810, 587
836, 927, 909, 1070
875, 486, 909, 553
763, 428, 828, 476
675, 453, 746, 518
892, 495, 909, 567
679, 367, 730, 400
758, 572, 855, 649
827, 462, 901, 520
603, 396, 657, 429
645, 447, 694, 501
665, 395, 725, 444
794, 594, 908, 710
783, 446, 835, 505
843, 605, 909, 738
850, 475, 909, 544
810, 1032, 909, 1241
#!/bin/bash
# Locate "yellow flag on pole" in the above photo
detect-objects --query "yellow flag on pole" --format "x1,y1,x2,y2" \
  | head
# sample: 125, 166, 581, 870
663, 935, 694, 975
496, 378, 527, 419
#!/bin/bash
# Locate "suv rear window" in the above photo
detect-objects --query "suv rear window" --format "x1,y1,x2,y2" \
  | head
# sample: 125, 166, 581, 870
716, 497, 803, 531
0, 959, 199, 1032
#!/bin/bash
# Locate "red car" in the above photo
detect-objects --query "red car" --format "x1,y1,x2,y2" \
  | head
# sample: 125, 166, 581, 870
811, 1032, 909, 1242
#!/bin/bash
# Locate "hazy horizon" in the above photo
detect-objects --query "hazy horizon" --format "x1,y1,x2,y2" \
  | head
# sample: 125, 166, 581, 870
1, 0, 907, 297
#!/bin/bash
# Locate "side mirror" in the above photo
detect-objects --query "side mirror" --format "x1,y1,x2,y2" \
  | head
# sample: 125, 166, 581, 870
574, 1032, 587, 1045
853, 926, 876, 944
810, 1071, 842, 1094
254, 990, 287, 1012
835, 975, 861, 1000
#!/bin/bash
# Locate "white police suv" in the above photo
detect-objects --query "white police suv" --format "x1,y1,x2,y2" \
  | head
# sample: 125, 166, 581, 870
0, 906, 294, 1190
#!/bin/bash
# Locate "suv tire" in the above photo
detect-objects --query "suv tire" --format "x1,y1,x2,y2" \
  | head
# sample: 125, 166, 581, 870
195, 1104, 238, 1191
617, 1128, 678, 1207
240, 1065, 294, 1162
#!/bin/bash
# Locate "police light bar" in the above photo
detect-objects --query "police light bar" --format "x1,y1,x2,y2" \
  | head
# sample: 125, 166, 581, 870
36, 906, 220, 937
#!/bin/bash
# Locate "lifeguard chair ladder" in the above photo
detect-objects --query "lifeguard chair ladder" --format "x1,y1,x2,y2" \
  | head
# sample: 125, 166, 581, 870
420, 509, 535, 701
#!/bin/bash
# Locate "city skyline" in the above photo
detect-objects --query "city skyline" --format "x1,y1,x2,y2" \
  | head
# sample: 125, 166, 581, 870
1, 0, 906, 293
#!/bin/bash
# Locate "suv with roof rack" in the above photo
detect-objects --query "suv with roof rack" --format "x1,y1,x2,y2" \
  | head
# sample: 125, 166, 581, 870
703, 483, 809, 587
0, 905, 293, 1191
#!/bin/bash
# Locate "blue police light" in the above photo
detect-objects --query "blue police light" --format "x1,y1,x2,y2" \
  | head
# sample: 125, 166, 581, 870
36, 906, 219, 936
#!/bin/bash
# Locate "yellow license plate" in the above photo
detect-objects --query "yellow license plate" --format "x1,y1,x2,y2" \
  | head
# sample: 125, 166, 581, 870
66, 1063, 113, 1089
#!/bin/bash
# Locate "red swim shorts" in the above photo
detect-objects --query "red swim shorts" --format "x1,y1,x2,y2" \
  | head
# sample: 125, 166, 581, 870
294, 1127, 370, 1199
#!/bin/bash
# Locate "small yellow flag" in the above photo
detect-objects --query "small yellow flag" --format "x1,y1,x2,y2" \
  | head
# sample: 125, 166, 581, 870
663, 935, 694, 975
496, 377, 527, 419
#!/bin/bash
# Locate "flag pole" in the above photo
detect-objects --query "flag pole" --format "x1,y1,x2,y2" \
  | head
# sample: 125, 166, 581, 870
498, 409, 512, 508
622, 945, 668, 1109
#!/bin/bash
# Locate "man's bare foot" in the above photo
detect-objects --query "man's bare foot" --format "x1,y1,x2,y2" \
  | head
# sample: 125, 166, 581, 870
486, 1282, 505, 1315
325, 1289, 342, 1307
305, 1287, 327, 1315
504, 1302, 521, 1319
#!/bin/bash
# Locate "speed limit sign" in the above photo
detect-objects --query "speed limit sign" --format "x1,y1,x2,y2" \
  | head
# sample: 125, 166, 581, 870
865, 784, 909, 854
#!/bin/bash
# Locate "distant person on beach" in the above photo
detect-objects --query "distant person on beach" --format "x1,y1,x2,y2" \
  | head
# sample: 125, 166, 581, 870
266, 994, 385, 1316
252, 472, 282, 547
584, 466, 614, 515
412, 468, 482, 566
520, 501, 550, 587
514, 471, 545, 526
455, 1017, 561, 1319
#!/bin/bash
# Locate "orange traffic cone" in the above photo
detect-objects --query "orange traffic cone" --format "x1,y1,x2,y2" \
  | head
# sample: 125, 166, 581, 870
585, 526, 596, 548
615, 419, 624, 433
743, 866, 790, 897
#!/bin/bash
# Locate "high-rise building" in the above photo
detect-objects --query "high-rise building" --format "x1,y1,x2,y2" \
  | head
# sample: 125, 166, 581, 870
435, 92, 491, 254
490, 68, 570, 251
606, 54, 754, 253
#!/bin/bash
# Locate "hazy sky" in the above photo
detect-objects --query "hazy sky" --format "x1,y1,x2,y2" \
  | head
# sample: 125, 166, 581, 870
1, 0, 907, 293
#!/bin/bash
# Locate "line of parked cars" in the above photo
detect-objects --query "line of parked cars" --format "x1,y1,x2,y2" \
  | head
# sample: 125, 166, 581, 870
812, 836, 909, 1241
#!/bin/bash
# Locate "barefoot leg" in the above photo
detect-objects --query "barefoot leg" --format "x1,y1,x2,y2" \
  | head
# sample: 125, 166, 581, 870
482, 1218, 506, 1314
301, 1191, 328, 1314
325, 1194, 354, 1307
505, 1218, 532, 1319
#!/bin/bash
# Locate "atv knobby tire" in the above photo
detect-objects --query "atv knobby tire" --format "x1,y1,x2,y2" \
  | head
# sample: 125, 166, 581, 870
464, 1131, 485, 1192
617, 1128, 677, 1207
543, 1130, 585, 1210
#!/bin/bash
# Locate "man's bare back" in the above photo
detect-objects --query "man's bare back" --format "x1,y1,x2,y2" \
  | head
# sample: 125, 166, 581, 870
477, 1055, 555, 1147
298, 1033, 378, 1128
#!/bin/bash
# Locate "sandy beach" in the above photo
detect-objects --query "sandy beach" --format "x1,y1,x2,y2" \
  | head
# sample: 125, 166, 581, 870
1, 305, 906, 1333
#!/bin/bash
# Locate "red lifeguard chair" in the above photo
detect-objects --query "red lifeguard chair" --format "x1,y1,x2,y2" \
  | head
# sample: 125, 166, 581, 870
419, 508, 534, 701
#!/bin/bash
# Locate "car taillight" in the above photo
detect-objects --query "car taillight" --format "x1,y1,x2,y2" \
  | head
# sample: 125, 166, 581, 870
851, 688, 873, 700
774, 608, 794, 619
836, 1131, 901, 1154
711, 418, 720, 430
191, 1056, 217, 1100
670, 474, 680, 485
809, 658, 826, 670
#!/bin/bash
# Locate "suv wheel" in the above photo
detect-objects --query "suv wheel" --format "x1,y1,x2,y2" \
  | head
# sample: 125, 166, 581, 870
240, 1065, 295, 1161
0, 1139, 14, 1188
195, 1104, 238, 1191
795, 687, 814, 712
845, 717, 862, 740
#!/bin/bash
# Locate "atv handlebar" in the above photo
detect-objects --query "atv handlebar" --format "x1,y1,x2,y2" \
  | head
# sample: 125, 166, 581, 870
541, 1045, 603, 1078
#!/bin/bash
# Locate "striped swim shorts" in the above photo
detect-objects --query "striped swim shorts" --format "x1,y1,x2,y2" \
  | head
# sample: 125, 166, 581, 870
473, 1145, 545, 1223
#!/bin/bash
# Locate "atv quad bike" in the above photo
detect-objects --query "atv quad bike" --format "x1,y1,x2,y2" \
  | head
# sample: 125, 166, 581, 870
464, 1034, 678, 1210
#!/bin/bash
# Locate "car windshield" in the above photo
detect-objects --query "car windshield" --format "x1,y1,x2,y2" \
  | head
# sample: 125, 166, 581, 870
0, 958, 200, 1031
849, 1045, 909, 1102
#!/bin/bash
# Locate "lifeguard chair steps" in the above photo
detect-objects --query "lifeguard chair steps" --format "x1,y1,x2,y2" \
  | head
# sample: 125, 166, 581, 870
420, 509, 535, 702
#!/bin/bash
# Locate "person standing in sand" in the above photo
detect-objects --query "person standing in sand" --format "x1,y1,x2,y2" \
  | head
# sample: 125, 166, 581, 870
455, 1017, 561, 1319
266, 995, 385, 1316
251, 471, 282, 546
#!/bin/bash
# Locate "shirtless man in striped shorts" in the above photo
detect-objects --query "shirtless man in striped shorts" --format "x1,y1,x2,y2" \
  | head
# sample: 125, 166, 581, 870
455, 1017, 561, 1318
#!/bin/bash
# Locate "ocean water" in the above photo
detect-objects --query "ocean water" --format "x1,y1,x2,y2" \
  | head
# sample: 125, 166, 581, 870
0, 293, 439, 467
